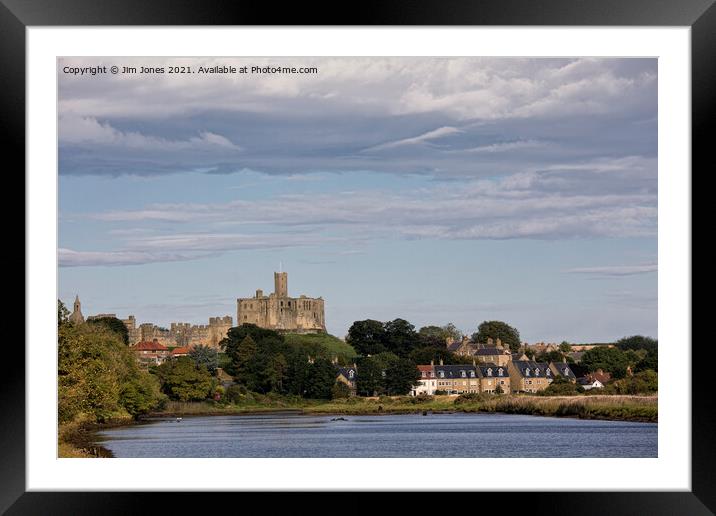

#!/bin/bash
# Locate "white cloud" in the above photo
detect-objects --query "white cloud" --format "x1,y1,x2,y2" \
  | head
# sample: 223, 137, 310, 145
363, 126, 462, 151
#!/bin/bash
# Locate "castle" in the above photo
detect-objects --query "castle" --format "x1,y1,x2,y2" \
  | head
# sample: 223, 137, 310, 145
237, 271, 326, 333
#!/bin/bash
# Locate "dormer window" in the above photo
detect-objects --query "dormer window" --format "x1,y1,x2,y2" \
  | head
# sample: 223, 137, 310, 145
535, 368, 540, 376
461, 370, 466, 378
439, 371, 445, 378
470, 371, 475, 378
349, 370, 354, 379
525, 368, 531, 376
498, 368, 504, 376
487, 368, 493, 377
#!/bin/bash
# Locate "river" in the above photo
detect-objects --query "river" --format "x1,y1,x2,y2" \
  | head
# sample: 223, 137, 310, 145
96, 412, 657, 458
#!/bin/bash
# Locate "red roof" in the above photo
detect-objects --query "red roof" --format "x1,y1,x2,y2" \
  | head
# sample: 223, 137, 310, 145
171, 346, 193, 355
417, 365, 434, 373
134, 340, 168, 351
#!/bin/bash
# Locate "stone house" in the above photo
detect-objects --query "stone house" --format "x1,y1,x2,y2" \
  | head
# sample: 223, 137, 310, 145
434, 363, 479, 394
335, 365, 358, 396
508, 360, 553, 393
548, 361, 577, 382
476, 363, 511, 393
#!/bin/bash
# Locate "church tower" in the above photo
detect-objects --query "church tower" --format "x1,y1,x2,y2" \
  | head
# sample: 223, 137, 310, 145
69, 295, 85, 324
274, 271, 288, 298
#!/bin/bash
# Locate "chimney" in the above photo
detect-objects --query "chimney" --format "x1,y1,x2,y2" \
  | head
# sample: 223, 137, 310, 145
472, 358, 476, 367
487, 337, 494, 346
430, 359, 434, 366
353, 362, 357, 370
439, 358, 444, 366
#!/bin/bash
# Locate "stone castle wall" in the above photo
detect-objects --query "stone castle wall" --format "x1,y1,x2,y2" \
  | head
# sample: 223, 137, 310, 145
237, 272, 325, 333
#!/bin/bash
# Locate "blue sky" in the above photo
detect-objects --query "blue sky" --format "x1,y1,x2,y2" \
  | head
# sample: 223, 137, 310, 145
58, 57, 657, 342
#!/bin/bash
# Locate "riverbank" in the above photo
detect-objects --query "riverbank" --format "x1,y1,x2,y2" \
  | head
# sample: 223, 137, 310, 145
147, 394, 657, 423
59, 417, 134, 458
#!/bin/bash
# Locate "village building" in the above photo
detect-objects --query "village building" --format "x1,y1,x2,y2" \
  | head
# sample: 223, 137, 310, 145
508, 360, 553, 393
411, 364, 438, 396
434, 362, 479, 394
335, 365, 358, 396
474, 345, 512, 366
549, 361, 577, 382
577, 378, 604, 390
476, 363, 511, 393
133, 339, 170, 368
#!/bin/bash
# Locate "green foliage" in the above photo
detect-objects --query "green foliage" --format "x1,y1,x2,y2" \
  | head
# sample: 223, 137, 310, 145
473, 321, 521, 352
384, 358, 421, 395
605, 370, 658, 394
153, 357, 215, 402
283, 333, 357, 359
58, 299, 70, 326
615, 335, 657, 352
188, 344, 219, 374
408, 346, 472, 365
635, 349, 658, 372
494, 384, 504, 394
535, 350, 570, 363
581, 346, 631, 379
346, 319, 387, 356
58, 322, 165, 423
304, 358, 337, 399
383, 318, 419, 357
225, 384, 249, 403
540, 376, 585, 396
559, 341, 572, 353
331, 381, 352, 400
87, 316, 130, 345
356, 356, 385, 396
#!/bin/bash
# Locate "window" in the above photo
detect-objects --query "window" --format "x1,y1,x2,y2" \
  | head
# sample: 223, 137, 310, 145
535, 368, 540, 376
461, 370, 466, 377
525, 368, 530, 376
439, 371, 445, 378
349, 370, 354, 379
470, 371, 475, 377
487, 368, 493, 376
498, 368, 504, 376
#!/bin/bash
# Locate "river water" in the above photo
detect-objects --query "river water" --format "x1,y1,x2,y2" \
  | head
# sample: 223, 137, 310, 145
96, 412, 657, 458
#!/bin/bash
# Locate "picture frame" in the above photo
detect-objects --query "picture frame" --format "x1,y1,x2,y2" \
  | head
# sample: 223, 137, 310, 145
3, 0, 708, 511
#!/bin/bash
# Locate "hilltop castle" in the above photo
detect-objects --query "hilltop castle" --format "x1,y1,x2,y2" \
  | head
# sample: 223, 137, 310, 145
237, 271, 326, 333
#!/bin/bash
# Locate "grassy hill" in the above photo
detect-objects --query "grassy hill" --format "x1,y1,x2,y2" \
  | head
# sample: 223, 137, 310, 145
283, 333, 357, 359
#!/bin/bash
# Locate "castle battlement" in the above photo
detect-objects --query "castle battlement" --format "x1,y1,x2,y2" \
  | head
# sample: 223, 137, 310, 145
237, 271, 326, 334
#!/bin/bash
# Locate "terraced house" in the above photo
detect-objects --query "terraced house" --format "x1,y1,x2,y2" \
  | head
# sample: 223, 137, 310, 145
434, 362, 480, 394
508, 360, 553, 393
476, 363, 511, 393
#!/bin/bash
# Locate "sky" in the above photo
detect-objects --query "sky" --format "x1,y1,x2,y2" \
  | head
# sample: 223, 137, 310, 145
58, 57, 657, 342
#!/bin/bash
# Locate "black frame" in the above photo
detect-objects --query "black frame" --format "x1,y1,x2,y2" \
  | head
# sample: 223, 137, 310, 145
3, 0, 709, 512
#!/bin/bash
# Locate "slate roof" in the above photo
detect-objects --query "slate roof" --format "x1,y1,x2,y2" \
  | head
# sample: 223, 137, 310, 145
447, 342, 463, 352
511, 360, 552, 378
476, 363, 509, 378
475, 348, 509, 356
434, 364, 477, 379
549, 362, 576, 379
336, 367, 357, 382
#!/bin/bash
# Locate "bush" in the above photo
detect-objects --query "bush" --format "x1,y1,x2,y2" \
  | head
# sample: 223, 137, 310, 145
225, 384, 248, 403
454, 392, 487, 404
332, 382, 352, 399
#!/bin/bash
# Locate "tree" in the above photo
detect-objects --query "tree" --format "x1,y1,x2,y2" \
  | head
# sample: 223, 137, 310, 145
356, 356, 384, 396
332, 382, 351, 399
188, 344, 219, 374
384, 358, 421, 395
153, 357, 214, 402
581, 346, 630, 379
304, 358, 337, 399
615, 335, 658, 352
473, 321, 521, 352
87, 316, 130, 345
231, 335, 258, 379
346, 319, 387, 356
58, 322, 165, 423
559, 341, 572, 353
541, 376, 584, 396
221, 323, 284, 362
442, 323, 463, 342
409, 346, 471, 365
635, 348, 658, 372
383, 318, 418, 357
58, 299, 70, 327
418, 325, 450, 347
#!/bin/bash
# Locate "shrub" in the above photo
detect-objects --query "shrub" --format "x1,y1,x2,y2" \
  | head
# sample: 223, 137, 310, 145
332, 382, 352, 400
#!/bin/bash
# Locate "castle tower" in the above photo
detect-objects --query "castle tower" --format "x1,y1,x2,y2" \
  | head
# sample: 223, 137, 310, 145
274, 271, 288, 298
69, 295, 84, 324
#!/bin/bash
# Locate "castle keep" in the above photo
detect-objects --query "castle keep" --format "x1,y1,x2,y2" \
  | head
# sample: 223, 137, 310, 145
237, 271, 326, 333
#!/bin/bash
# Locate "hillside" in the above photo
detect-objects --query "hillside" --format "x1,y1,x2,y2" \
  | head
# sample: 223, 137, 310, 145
283, 332, 357, 359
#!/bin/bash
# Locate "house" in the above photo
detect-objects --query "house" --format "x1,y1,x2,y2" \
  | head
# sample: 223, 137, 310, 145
133, 339, 170, 367
474, 346, 512, 366
434, 362, 479, 394
570, 364, 611, 385
446, 336, 476, 356
476, 363, 511, 393
411, 363, 437, 396
170, 345, 193, 357
508, 360, 553, 393
336, 365, 358, 396
549, 361, 577, 383
577, 378, 604, 390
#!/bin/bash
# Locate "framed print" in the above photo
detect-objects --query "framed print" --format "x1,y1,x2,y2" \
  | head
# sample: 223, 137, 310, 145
3, 0, 710, 512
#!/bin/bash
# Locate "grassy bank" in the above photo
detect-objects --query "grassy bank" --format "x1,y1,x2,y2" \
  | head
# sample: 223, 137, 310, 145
58, 416, 134, 458
148, 394, 657, 422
